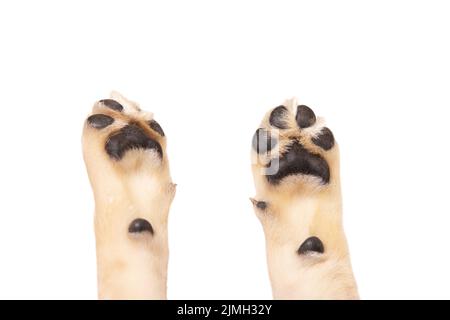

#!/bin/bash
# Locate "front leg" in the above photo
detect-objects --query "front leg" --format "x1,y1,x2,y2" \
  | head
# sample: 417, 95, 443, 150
251, 99, 358, 299
82, 92, 175, 299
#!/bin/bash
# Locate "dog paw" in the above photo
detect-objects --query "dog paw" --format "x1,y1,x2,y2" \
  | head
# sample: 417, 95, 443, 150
250, 98, 344, 262
251, 99, 339, 196
82, 92, 175, 298
249, 99, 359, 300
83, 92, 167, 170
82, 92, 175, 241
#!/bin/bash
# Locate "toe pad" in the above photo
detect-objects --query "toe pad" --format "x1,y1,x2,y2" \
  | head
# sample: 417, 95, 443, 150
99, 99, 124, 112
87, 114, 114, 129
269, 105, 290, 129
296, 105, 316, 129
312, 127, 335, 151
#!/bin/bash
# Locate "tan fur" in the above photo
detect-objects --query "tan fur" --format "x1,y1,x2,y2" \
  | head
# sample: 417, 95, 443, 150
82, 92, 175, 299
251, 98, 359, 299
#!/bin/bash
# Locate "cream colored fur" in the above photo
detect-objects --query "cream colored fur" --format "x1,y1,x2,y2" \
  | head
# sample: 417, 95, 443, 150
82, 92, 175, 299
82, 93, 357, 300
251, 98, 359, 299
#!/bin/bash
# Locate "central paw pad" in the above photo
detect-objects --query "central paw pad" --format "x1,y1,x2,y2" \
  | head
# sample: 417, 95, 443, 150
252, 101, 336, 186
267, 142, 330, 185
105, 124, 163, 161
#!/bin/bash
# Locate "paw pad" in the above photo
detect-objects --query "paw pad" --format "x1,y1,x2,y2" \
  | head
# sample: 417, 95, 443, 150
312, 127, 335, 151
267, 142, 330, 185
148, 120, 165, 137
105, 124, 163, 161
87, 114, 114, 129
269, 105, 290, 129
295, 105, 316, 129
99, 99, 124, 112
128, 218, 154, 235
298, 236, 324, 255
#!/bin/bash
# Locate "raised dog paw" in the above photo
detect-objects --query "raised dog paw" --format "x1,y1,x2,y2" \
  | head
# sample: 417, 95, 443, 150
250, 99, 358, 299
251, 100, 338, 192
82, 92, 175, 299
83, 92, 167, 170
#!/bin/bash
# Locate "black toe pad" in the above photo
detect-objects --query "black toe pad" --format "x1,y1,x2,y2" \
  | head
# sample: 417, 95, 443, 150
99, 99, 124, 112
105, 124, 163, 160
296, 105, 316, 128
312, 127, 335, 150
266, 141, 330, 185
148, 120, 165, 137
269, 105, 290, 129
87, 114, 114, 129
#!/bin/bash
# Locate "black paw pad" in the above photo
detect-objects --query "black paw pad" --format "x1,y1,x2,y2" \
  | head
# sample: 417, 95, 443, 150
312, 127, 335, 151
99, 99, 124, 112
298, 236, 324, 255
105, 124, 163, 160
269, 105, 290, 129
128, 218, 154, 235
252, 128, 278, 154
266, 141, 330, 185
148, 120, 165, 137
87, 114, 114, 129
296, 105, 316, 128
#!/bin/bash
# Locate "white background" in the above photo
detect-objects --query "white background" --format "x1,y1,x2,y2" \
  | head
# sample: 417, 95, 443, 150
0, 1, 449, 299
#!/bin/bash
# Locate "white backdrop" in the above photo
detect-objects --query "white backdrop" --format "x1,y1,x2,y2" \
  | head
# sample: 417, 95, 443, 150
0, 1, 449, 299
